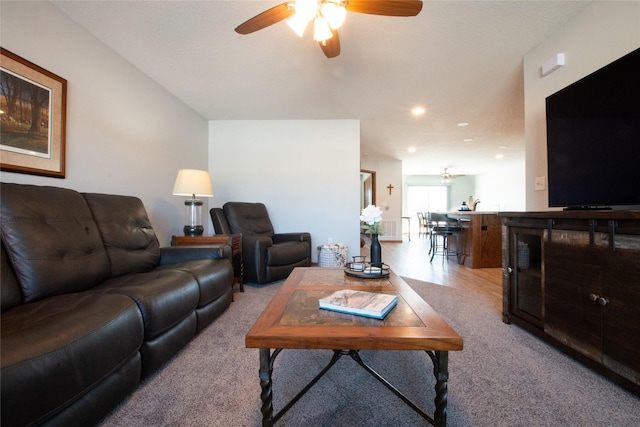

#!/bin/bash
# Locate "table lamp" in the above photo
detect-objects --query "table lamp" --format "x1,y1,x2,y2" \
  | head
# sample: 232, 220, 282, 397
172, 169, 214, 236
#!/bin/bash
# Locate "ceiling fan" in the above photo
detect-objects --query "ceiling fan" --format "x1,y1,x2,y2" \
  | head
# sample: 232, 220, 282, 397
234, 0, 423, 58
440, 168, 464, 183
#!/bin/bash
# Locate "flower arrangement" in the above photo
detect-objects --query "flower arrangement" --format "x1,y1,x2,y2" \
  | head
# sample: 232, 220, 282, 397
360, 204, 384, 235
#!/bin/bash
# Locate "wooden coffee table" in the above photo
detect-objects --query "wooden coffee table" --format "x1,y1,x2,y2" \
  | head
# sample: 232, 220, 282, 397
245, 267, 463, 426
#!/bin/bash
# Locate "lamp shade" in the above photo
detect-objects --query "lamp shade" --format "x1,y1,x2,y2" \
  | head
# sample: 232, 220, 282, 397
172, 169, 214, 197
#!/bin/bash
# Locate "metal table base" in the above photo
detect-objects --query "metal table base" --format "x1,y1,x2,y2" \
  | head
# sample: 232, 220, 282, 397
257, 348, 450, 426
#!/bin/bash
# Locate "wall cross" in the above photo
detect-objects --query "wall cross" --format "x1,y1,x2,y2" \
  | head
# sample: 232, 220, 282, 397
387, 184, 394, 195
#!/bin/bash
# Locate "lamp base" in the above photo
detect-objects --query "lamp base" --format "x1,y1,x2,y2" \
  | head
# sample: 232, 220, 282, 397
183, 225, 204, 236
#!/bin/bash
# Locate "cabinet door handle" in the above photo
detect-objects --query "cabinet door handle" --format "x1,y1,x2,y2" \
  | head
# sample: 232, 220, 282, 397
507, 267, 513, 274
589, 293, 609, 306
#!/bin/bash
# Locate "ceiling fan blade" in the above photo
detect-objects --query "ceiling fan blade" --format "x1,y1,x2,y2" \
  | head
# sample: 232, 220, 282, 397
235, 2, 295, 35
319, 30, 341, 58
346, 0, 423, 17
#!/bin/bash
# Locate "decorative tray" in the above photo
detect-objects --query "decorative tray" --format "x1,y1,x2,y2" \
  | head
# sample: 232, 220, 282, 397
344, 261, 390, 279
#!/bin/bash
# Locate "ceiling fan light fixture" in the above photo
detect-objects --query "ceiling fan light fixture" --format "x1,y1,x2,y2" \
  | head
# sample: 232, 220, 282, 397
441, 168, 452, 183
321, 2, 346, 29
235, 0, 423, 58
287, 14, 309, 37
294, 0, 318, 21
313, 16, 333, 42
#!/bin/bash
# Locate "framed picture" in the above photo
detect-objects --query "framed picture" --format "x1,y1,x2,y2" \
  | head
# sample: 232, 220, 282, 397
1, 48, 66, 178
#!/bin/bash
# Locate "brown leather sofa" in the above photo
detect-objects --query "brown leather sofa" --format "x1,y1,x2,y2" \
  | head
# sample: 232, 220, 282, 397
210, 202, 311, 284
0, 183, 234, 426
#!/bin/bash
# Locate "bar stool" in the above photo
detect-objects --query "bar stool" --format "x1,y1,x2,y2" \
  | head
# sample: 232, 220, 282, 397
428, 213, 462, 263
417, 212, 428, 238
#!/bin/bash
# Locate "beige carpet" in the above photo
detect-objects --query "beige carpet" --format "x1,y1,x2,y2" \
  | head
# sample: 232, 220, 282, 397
100, 277, 640, 426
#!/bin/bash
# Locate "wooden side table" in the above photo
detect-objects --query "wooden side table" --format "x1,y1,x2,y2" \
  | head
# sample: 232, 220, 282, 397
171, 234, 243, 292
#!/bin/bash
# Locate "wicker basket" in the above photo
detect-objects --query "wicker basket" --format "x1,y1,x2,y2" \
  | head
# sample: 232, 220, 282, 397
317, 243, 348, 267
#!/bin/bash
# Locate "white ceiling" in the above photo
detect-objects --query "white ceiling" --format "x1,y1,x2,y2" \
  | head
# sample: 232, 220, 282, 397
51, 0, 592, 176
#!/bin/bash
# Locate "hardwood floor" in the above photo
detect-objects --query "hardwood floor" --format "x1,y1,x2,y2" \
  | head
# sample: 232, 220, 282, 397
361, 235, 503, 300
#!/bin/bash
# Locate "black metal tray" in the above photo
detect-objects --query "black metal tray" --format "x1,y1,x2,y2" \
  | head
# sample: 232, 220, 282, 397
344, 262, 390, 279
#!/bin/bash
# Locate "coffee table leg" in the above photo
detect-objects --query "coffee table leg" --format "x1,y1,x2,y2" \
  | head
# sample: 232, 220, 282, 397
433, 351, 449, 427
259, 348, 275, 427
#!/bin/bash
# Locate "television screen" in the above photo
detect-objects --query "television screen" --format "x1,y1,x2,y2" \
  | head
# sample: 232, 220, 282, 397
545, 48, 640, 209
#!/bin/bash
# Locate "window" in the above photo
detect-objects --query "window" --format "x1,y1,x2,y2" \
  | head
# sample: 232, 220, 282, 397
406, 186, 448, 233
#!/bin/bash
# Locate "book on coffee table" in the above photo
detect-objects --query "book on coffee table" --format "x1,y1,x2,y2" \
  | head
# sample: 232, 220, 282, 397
319, 289, 398, 319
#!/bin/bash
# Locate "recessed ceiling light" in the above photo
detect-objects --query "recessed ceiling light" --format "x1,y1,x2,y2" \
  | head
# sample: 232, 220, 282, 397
411, 106, 425, 116
497, 145, 508, 149
408, 147, 417, 153
464, 138, 473, 142
457, 122, 470, 127
495, 153, 504, 159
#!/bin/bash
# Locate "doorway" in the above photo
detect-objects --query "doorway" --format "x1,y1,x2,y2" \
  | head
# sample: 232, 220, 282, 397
360, 170, 376, 210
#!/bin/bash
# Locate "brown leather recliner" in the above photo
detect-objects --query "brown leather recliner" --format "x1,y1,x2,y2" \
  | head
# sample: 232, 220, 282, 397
210, 202, 311, 284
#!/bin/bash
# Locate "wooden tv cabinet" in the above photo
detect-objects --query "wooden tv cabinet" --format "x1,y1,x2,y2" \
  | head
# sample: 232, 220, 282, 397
500, 211, 640, 395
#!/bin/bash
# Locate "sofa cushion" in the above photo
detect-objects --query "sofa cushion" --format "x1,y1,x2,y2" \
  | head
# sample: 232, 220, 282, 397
0, 183, 111, 303
45, 355, 141, 427
94, 269, 199, 341
83, 193, 160, 277
159, 259, 233, 307
0, 293, 143, 427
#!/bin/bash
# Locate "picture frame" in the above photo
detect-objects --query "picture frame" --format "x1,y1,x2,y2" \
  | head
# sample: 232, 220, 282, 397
1, 48, 67, 178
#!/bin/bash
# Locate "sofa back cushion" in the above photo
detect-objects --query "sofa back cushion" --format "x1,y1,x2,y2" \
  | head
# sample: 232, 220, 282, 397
1, 242, 22, 313
223, 202, 274, 236
83, 193, 160, 277
0, 183, 111, 303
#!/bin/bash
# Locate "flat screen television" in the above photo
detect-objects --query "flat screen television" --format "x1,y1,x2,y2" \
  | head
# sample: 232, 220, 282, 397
545, 47, 640, 210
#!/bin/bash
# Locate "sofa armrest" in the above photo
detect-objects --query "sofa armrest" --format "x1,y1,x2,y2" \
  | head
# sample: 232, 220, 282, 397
273, 233, 311, 244
159, 244, 231, 265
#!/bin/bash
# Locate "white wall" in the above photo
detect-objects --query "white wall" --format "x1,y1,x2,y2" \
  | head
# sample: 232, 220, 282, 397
474, 162, 526, 212
448, 176, 476, 212
524, 2, 640, 211
374, 160, 403, 241
0, 1, 208, 245
360, 157, 403, 241
209, 120, 361, 262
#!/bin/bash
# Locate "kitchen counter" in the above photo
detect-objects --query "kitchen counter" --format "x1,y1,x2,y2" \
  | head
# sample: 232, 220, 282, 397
447, 211, 502, 268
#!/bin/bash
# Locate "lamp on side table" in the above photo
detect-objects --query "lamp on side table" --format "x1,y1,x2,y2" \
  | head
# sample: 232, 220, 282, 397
172, 169, 214, 236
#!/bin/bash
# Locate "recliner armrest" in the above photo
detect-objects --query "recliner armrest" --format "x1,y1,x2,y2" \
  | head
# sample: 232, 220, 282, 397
159, 245, 231, 265
243, 235, 273, 254
272, 233, 311, 244
242, 235, 274, 283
